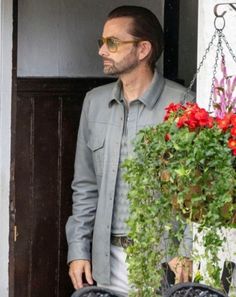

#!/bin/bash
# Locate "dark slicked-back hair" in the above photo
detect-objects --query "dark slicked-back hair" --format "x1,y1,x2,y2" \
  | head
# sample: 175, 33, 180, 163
107, 5, 164, 71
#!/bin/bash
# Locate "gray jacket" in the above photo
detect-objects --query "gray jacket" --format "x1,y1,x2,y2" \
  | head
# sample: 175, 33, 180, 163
66, 72, 193, 284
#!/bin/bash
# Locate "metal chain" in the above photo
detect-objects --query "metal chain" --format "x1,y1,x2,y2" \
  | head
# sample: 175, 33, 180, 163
208, 30, 223, 111
208, 30, 236, 111
183, 30, 218, 104
183, 15, 236, 108
221, 32, 236, 63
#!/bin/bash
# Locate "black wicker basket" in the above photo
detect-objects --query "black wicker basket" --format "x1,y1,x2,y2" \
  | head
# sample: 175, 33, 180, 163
71, 286, 127, 297
164, 282, 228, 297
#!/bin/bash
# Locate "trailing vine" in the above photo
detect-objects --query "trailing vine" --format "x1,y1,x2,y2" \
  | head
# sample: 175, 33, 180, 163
123, 103, 236, 296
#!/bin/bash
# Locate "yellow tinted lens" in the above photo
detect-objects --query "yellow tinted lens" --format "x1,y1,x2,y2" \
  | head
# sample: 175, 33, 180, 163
106, 38, 117, 52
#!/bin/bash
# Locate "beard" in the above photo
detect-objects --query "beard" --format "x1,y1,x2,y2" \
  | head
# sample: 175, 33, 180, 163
102, 48, 139, 76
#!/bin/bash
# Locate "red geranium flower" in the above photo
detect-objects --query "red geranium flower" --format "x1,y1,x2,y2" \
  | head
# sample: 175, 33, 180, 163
228, 138, 236, 150
177, 114, 189, 128
207, 117, 214, 128
231, 114, 236, 126
231, 127, 236, 137
165, 133, 171, 141
216, 116, 231, 131
188, 118, 198, 130
175, 103, 214, 130
195, 108, 214, 127
165, 103, 183, 113
164, 103, 185, 121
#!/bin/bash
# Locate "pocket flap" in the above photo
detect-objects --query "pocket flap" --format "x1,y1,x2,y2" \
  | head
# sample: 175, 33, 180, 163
87, 136, 105, 152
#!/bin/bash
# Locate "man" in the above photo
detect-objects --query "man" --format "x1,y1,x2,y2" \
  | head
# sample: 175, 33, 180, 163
66, 5, 193, 295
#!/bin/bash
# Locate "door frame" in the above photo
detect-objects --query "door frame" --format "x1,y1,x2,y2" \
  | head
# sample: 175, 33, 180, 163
9, 0, 18, 296
0, 0, 14, 295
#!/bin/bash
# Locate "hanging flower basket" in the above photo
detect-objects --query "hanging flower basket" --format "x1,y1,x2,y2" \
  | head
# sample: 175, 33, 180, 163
123, 102, 236, 296
123, 57, 236, 296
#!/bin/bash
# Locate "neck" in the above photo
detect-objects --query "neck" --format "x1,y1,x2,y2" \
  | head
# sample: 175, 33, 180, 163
120, 65, 154, 102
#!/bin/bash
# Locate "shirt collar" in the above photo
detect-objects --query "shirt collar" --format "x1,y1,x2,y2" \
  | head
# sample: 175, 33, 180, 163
109, 80, 123, 106
108, 69, 165, 110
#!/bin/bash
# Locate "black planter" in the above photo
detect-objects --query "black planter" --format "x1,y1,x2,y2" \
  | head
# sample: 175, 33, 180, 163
71, 286, 126, 297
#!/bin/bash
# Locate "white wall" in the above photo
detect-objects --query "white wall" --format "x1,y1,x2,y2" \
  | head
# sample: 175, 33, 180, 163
0, 0, 13, 295
196, 1, 236, 293
17, 0, 164, 77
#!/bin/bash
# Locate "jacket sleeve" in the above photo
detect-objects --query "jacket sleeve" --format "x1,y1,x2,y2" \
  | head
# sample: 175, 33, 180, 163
66, 93, 98, 263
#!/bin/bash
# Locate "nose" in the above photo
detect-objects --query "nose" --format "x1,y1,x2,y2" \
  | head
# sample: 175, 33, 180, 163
98, 42, 109, 57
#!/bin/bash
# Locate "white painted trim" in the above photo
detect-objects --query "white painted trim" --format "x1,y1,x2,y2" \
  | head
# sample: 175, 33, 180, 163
0, 0, 13, 295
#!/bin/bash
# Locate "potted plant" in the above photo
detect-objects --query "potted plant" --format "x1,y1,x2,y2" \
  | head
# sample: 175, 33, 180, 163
123, 68, 236, 296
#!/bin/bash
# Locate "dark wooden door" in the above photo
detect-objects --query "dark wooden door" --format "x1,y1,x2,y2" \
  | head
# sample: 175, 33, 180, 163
13, 77, 113, 297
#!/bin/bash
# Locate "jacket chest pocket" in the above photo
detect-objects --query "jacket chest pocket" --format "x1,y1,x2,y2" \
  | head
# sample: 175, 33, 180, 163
87, 136, 105, 177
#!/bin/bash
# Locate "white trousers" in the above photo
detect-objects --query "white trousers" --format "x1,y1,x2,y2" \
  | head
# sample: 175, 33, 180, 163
97, 244, 130, 295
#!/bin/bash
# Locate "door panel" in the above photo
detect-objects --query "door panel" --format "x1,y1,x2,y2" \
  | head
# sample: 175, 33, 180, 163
14, 95, 33, 297
31, 97, 60, 296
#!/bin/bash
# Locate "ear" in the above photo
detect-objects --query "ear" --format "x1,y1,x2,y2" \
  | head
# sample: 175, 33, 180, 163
137, 41, 152, 61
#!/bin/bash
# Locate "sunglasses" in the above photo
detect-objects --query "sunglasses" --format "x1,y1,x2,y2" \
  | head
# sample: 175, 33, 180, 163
97, 37, 141, 53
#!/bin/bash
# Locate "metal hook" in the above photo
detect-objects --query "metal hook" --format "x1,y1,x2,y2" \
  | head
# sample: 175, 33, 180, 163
229, 3, 236, 10
214, 2, 236, 17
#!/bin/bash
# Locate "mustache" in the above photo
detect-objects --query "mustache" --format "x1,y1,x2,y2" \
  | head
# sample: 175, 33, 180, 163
103, 58, 114, 63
